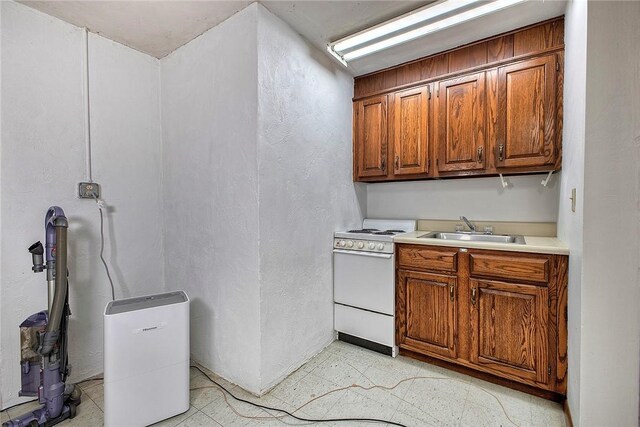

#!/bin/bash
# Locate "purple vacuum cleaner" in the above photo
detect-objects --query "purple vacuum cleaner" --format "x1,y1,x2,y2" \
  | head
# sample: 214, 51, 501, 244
3, 207, 81, 427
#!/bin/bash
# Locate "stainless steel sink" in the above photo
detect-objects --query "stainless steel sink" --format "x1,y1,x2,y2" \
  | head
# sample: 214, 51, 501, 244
419, 231, 526, 244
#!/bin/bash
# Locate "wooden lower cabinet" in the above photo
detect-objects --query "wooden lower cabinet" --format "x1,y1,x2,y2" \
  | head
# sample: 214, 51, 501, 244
397, 270, 457, 359
469, 278, 549, 385
396, 244, 568, 395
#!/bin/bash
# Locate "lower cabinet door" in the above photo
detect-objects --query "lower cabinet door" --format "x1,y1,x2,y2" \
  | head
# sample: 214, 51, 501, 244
397, 270, 457, 359
469, 279, 549, 384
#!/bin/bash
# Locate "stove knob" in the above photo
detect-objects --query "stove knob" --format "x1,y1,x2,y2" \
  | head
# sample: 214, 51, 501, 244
338, 240, 346, 247
346, 240, 354, 248
357, 242, 364, 249
368, 242, 375, 249
377, 243, 384, 250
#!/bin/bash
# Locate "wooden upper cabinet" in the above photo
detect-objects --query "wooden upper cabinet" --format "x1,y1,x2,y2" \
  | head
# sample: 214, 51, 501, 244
355, 96, 388, 179
391, 85, 430, 175
352, 18, 563, 182
436, 72, 486, 172
397, 270, 457, 359
493, 55, 557, 168
469, 278, 549, 384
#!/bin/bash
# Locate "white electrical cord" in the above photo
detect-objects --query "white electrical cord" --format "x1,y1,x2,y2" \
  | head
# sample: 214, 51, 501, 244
92, 195, 116, 301
82, 27, 93, 183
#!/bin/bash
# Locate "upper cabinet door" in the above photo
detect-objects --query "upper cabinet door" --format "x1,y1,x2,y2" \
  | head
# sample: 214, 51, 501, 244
494, 55, 556, 168
392, 86, 430, 176
436, 72, 486, 173
355, 96, 388, 179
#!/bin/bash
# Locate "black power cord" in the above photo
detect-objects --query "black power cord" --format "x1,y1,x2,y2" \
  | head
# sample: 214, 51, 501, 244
190, 365, 407, 426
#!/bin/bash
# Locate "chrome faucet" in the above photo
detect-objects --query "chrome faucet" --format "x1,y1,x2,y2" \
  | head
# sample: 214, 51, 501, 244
460, 216, 477, 232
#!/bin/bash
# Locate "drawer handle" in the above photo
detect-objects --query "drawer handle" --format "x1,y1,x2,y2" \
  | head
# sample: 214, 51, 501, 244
471, 287, 477, 305
477, 146, 483, 163
449, 284, 455, 301
498, 144, 504, 162
395, 156, 399, 170
381, 157, 386, 171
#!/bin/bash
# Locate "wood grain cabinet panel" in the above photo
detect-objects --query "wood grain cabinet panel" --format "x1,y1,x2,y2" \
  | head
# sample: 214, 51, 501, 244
469, 279, 549, 384
352, 18, 563, 182
436, 72, 486, 172
469, 252, 550, 284
397, 270, 457, 358
493, 55, 557, 168
397, 245, 458, 273
392, 86, 430, 175
354, 96, 388, 179
396, 244, 568, 396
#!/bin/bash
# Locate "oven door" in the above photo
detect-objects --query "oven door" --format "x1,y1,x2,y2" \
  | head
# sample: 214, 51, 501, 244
333, 249, 394, 315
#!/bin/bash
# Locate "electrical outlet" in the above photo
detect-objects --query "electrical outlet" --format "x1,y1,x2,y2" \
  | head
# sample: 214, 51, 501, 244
79, 182, 100, 199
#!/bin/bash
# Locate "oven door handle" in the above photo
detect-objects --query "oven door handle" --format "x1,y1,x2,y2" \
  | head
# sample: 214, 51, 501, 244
333, 249, 392, 259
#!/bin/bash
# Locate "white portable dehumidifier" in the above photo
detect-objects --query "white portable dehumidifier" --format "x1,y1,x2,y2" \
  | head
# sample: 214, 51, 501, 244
104, 291, 190, 427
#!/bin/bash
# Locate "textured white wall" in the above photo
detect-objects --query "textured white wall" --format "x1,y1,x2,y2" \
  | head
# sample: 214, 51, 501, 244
579, 2, 640, 424
557, 0, 587, 423
1, 2, 164, 409
160, 4, 262, 393
255, 4, 365, 392
367, 175, 559, 222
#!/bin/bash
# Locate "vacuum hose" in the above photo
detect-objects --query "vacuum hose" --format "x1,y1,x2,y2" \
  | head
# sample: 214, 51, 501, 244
40, 215, 68, 356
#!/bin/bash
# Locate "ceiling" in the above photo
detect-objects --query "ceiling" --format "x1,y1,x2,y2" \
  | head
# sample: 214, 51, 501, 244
19, 0, 567, 75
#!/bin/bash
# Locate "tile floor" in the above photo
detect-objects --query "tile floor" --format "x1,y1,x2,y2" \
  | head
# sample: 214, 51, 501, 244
1, 341, 565, 426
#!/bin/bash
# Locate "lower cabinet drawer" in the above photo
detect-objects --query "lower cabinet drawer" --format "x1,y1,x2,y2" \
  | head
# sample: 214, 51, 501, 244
397, 245, 458, 273
469, 251, 550, 284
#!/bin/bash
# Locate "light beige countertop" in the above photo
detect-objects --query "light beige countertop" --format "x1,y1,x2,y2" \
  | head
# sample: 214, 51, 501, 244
395, 231, 569, 255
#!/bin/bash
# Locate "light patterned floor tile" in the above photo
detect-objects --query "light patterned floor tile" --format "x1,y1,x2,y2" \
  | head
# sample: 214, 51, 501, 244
530, 397, 565, 427
325, 341, 379, 370
466, 378, 533, 426
392, 399, 445, 427
460, 400, 523, 427
190, 385, 225, 411
6, 399, 42, 420
80, 384, 103, 411
352, 364, 416, 410
322, 389, 397, 422
175, 410, 221, 427
310, 353, 374, 389
271, 372, 348, 418
200, 392, 269, 426
300, 347, 334, 373
151, 406, 200, 427
1, 342, 569, 427
59, 398, 103, 426
401, 374, 469, 426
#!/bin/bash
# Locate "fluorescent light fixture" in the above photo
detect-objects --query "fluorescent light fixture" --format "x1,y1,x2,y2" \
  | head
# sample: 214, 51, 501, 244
328, 0, 527, 66
326, 45, 348, 67
333, 0, 481, 52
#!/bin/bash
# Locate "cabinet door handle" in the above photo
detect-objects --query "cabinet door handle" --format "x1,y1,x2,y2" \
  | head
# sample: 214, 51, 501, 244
450, 284, 455, 301
381, 157, 386, 171
471, 287, 477, 305
477, 146, 483, 163
498, 144, 504, 162
395, 156, 399, 170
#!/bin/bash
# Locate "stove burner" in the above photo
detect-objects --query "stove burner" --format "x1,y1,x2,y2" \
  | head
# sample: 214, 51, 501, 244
347, 229, 380, 233
370, 229, 407, 235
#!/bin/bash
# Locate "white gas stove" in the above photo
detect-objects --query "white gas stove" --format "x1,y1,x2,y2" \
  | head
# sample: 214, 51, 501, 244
333, 219, 417, 356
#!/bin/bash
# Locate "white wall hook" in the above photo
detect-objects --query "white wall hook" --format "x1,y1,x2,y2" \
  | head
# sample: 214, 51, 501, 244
541, 171, 553, 187
499, 173, 509, 188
